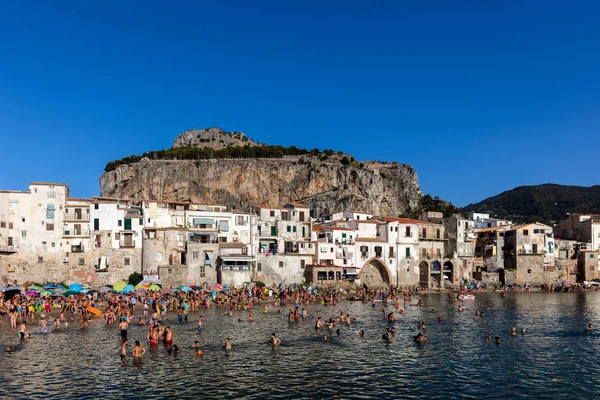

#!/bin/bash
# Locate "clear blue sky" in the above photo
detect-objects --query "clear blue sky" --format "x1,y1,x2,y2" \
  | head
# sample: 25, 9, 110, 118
1, 1, 599, 206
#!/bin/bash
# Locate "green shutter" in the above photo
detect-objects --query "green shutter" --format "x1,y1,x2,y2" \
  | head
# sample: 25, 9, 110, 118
139, 218, 143, 225
293, 226, 297, 232
94, 218, 99, 231
258, 226, 261, 234
287, 226, 291, 232
271, 226, 277, 236
342, 233, 346, 238
124, 218, 132, 230
302, 226, 306, 238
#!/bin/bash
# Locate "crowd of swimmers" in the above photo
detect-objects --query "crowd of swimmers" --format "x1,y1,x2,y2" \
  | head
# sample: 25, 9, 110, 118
1, 284, 597, 357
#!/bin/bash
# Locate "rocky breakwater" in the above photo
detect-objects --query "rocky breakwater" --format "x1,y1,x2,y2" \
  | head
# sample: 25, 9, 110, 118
100, 156, 421, 218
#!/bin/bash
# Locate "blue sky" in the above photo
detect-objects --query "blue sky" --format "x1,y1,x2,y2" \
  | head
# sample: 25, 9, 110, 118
1, 1, 599, 206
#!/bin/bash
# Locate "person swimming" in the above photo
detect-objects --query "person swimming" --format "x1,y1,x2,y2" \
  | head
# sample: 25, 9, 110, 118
485, 335, 492, 342
414, 333, 427, 344
511, 327, 517, 336
495, 336, 501, 345
359, 329, 365, 337
271, 333, 281, 345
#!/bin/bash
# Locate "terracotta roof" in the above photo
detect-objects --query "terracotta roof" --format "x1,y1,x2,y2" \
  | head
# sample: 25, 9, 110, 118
219, 242, 247, 249
355, 237, 386, 242
356, 220, 384, 224
67, 198, 93, 202
312, 225, 323, 232
376, 216, 435, 225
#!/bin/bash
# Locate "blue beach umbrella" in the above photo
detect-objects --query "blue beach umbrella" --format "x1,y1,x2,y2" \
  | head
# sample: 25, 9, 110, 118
179, 286, 192, 292
122, 284, 134, 294
69, 283, 82, 292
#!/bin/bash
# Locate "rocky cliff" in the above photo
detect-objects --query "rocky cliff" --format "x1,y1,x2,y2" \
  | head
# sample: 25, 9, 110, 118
100, 157, 421, 218
172, 127, 261, 149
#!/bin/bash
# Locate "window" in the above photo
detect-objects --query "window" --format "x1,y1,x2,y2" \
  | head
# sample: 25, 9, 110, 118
406, 247, 411, 257
257, 263, 262, 271
0, 222, 5, 228
360, 246, 368, 258
200, 266, 206, 278
52, 242, 55, 247
124, 257, 131, 266
242, 246, 248, 255
21, 231, 27, 238
219, 236, 227, 243
139, 218, 143, 225
258, 226, 262, 235
270, 226, 277, 236
293, 226, 297, 233
390, 227, 393, 232
422, 228, 426, 238
236, 215, 245, 225
374, 246, 382, 258
46, 204, 55, 219
279, 261, 284, 268
48, 187, 55, 198
21, 217, 25, 222
79, 258, 85, 266
118, 220, 122, 227
38, 257, 43, 264
422, 248, 427, 257
46, 223, 54, 231
532, 244, 538, 254
302, 226, 306, 238
10, 201, 18, 210
124, 219, 132, 230
436, 229, 441, 239
389, 247, 394, 258
270, 210, 275, 217
301, 259, 306, 269
287, 226, 291, 232
436, 248, 441, 257
299, 211, 305, 221
94, 218, 99, 230
591, 254, 595, 259
193, 252, 199, 259
523, 230, 529, 236
94, 204, 99, 210
9, 222, 13, 229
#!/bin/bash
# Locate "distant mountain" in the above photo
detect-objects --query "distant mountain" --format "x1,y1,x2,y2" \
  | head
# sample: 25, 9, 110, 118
461, 184, 600, 225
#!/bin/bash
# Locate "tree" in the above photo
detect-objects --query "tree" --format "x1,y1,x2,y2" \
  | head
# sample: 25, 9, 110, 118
128, 272, 143, 286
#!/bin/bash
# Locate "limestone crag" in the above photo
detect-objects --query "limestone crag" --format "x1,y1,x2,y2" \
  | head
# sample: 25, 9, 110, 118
172, 127, 261, 149
100, 157, 421, 217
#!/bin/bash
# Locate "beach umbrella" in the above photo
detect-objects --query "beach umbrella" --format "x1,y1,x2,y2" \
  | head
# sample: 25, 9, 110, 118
29, 285, 44, 291
62, 290, 78, 297
122, 284, 134, 294
113, 281, 127, 292
25, 290, 39, 296
99, 286, 110, 293
178, 286, 192, 292
44, 283, 56, 288
149, 284, 161, 292
134, 285, 146, 290
87, 290, 98, 295
69, 283, 82, 292
79, 288, 90, 294
40, 291, 54, 297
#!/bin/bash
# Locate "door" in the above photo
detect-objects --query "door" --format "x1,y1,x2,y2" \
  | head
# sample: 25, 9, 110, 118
75, 208, 82, 220
8, 237, 13, 246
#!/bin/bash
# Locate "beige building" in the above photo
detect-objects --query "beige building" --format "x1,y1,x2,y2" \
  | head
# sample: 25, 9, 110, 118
554, 214, 600, 253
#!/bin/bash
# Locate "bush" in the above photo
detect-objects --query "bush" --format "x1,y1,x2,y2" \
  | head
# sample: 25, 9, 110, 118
128, 272, 143, 286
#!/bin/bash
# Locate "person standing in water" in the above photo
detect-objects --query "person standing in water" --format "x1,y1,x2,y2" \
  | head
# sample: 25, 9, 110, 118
133, 340, 146, 359
271, 333, 281, 346
224, 337, 232, 351
120, 339, 128, 359
119, 317, 129, 340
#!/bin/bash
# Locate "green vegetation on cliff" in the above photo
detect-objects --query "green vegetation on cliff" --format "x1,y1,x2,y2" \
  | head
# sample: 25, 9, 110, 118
104, 145, 347, 172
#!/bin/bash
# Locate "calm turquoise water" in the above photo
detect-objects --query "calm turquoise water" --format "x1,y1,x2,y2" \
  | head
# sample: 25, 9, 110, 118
1, 292, 600, 399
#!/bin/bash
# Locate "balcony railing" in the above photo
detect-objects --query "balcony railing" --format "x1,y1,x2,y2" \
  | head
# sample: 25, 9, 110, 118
120, 241, 136, 248
0, 246, 17, 253
71, 245, 84, 253
63, 212, 89, 221
63, 230, 90, 237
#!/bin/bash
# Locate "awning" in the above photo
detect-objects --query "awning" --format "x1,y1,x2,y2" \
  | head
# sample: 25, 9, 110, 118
194, 217, 214, 225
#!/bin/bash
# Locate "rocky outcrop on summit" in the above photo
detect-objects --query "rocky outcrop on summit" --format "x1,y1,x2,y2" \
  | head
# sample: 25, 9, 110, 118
100, 157, 421, 218
172, 127, 261, 149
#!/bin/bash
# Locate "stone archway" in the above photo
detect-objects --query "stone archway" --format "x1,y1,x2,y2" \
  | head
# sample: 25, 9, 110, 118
418, 261, 429, 289
430, 261, 441, 288
443, 261, 454, 285
360, 258, 391, 287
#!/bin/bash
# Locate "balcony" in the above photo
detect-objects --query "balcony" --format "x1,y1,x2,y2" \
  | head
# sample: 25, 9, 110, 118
120, 241, 136, 249
63, 229, 90, 237
0, 246, 17, 253
71, 244, 84, 253
63, 212, 89, 222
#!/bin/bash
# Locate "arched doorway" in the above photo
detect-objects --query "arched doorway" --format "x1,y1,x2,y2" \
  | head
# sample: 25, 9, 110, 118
430, 261, 441, 288
360, 258, 391, 287
418, 261, 429, 289
443, 261, 454, 285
